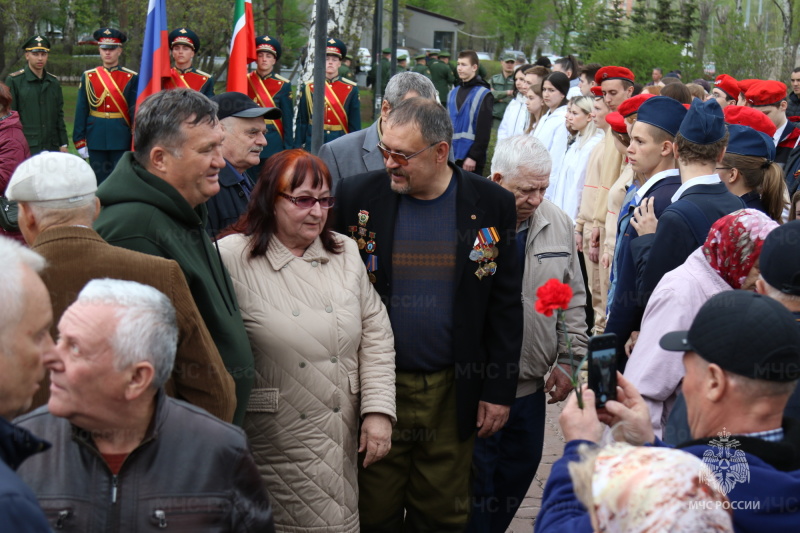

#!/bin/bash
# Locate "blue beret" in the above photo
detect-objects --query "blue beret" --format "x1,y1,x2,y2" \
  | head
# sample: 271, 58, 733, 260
636, 96, 688, 137
726, 124, 776, 161
679, 97, 726, 145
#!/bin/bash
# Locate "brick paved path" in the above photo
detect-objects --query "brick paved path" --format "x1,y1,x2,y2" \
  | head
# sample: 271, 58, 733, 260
506, 401, 566, 532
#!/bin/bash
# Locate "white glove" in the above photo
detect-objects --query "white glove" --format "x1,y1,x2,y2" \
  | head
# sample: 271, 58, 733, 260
78, 146, 89, 159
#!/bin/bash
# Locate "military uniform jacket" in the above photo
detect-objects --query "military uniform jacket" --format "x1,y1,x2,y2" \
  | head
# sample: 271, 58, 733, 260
411, 63, 431, 78
164, 66, 214, 97
247, 70, 294, 158
429, 59, 454, 105
73, 65, 138, 151
490, 72, 515, 120
294, 76, 361, 149
5, 64, 68, 154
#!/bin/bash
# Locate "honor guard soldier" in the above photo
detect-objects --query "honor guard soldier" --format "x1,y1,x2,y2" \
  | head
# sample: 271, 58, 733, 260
164, 27, 214, 97
294, 38, 361, 149
5, 35, 68, 154
246, 35, 294, 179
73, 27, 138, 184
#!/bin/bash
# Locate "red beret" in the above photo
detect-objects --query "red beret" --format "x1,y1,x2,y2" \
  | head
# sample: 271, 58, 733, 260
737, 79, 760, 97
723, 105, 777, 137
590, 86, 603, 97
714, 74, 740, 100
605, 111, 628, 134
616, 93, 654, 118
595, 66, 635, 85
745, 80, 788, 107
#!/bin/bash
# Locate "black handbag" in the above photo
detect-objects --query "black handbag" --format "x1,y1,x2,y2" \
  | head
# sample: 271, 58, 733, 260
0, 196, 19, 232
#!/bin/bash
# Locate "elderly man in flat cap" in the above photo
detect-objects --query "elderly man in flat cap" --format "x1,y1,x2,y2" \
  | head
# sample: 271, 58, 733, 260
7, 151, 236, 422
206, 91, 281, 236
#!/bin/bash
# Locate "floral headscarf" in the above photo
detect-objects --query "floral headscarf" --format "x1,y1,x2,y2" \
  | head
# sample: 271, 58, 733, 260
592, 443, 733, 532
703, 209, 778, 289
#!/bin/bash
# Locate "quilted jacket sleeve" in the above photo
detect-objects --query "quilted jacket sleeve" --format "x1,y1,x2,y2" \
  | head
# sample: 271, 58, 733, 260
350, 239, 397, 423
535, 440, 595, 533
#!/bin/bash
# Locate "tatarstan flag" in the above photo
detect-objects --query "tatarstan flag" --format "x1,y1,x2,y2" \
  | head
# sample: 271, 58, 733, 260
226, 0, 256, 93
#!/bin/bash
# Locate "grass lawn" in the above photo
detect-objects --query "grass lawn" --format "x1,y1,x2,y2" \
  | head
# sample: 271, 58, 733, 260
62, 84, 78, 156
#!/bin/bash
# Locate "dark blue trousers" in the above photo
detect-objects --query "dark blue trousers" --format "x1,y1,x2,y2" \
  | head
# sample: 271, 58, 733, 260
466, 389, 546, 533
89, 149, 125, 185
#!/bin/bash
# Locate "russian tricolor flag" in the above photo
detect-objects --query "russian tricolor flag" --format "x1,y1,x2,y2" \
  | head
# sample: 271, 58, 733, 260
137, 0, 170, 108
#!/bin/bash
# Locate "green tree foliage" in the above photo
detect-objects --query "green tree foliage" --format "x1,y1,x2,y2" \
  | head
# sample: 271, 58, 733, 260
710, 12, 773, 79
551, 0, 599, 54
479, 0, 552, 52
585, 30, 683, 82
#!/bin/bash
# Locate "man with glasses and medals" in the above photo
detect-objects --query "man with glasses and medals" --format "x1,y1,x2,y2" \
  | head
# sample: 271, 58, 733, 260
294, 38, 361, 149
73, 27, 138, 184
336, 97, 522, 532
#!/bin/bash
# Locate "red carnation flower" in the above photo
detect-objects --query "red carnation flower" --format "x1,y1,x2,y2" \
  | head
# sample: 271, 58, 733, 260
535, 278, 573, 317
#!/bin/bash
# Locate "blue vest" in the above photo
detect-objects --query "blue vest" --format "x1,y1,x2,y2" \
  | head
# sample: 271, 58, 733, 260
448, 85, 489, 161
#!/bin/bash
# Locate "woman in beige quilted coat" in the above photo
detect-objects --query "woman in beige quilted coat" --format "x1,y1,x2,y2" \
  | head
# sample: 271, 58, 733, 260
218, 149, 396, 533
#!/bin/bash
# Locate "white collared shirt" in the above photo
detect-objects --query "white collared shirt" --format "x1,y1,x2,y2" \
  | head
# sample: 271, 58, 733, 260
670, 173, 721, 203
773, 119, 788, 146
634, 168, 680, 204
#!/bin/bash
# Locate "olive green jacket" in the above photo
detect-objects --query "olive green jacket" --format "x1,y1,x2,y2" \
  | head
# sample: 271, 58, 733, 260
5, 64, 68, 154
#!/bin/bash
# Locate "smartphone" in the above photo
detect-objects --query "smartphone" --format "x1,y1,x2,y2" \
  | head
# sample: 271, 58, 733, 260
588, 333, 618, 408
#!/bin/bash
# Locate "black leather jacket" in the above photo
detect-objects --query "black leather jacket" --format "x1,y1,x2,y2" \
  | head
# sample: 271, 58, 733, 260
14, 391, 275, 532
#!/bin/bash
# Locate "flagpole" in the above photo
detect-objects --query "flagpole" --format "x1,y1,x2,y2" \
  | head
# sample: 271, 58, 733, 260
310, 0, 328, 154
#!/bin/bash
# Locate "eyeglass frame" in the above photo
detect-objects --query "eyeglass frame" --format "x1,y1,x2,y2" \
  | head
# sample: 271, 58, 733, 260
278, 192, 336, 209
376, 141, 439, 166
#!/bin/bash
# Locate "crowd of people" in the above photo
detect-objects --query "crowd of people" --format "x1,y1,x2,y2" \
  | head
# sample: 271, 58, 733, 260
1, 23, 800, 533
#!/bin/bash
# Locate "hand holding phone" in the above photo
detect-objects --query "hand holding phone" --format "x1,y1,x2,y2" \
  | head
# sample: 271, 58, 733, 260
588, 333, 618, 408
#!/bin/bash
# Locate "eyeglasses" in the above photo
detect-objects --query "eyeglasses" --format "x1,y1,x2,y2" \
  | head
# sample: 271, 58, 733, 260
376, 142, 438, 166
715, 166, 733, 171
278, 192, 336, 209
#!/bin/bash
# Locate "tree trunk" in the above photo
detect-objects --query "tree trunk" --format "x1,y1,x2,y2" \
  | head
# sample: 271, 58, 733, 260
261, 0, 271, 34
101, 0, 112, 26
275, 0, 285, 42
302, 0, 350, 84
772, 0, 795, 79
63, 0, 77, 55
695, 0, 713, 63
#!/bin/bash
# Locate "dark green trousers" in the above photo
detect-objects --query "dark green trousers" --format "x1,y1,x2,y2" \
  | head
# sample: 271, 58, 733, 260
359, 368, 476, 532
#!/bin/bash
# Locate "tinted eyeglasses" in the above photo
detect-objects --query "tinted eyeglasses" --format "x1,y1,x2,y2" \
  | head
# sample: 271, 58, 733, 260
278, 193, 336, 209
376, 142, 438, 166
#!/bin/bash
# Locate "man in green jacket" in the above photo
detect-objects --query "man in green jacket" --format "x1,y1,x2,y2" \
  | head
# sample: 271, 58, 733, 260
94, 89, 254, 426
428, 52, 454, 106
5, 35, 68, 154
489, 52, 517, 128
411, 54, 431, 78
367, 48, 392, 96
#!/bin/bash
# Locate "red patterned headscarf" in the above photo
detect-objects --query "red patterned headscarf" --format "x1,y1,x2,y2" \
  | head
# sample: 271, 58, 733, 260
703, 209, 778, 289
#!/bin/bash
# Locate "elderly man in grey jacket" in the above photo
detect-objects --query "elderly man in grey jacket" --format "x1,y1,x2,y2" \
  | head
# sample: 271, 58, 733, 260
468, 134, 588, 533
318, 71, 437, 190
15, 279, 275, 532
